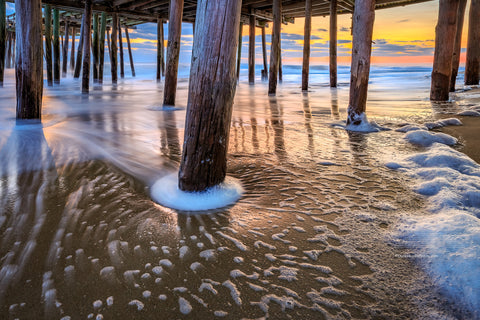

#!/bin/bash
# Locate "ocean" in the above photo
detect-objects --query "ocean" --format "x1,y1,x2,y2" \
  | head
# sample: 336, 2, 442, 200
0, 64, 478, 319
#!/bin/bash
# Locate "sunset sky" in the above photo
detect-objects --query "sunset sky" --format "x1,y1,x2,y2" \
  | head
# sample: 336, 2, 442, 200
6, 0, 470, 66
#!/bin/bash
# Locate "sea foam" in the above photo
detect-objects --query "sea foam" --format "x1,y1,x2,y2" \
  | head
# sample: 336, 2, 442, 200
388, 143, 480, 317
151, 174, 244, 211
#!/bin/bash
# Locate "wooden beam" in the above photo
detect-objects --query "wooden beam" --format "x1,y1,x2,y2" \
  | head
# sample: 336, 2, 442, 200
330, 0, 337, 87
99, 13, 106, 83
111, 12, 118, 84
178, 0, 242, 192
163, 0, 184, 105
74, 13, 84, 79
124, 25, 135, 77
430, 0, 459, 100
15, 0, 43, 119
347, 0, 375, 125
465, 0, 480, 85
0, 0, 5, 87
248, 10, 255, 84
302, 0, 312, 91
53, 8, 60, 84
268, 0, 281, 95
81, 0, 92, 93
450, 0, 467, 92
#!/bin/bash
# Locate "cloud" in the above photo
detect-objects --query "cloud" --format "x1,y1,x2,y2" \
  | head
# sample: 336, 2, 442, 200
316, 28, 327, 32
397, 19, 410, 23
372, 38, 434, 56
340, 27, 350, 32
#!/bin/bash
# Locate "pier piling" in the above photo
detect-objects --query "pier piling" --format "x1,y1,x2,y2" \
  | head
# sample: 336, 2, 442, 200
92, 13, 99, 82
15, 0, 43, 119
236, 22, 243, 80
125, 26, 135, 77
450, 0, 467, 92
111, 12, 118, 84
178, 0, 242, 192
44, 5, 53, 86
74, 14, 85, 79
268, 0, 282, 95
62, 20, 70, 77
330, 0, 337, 88
118, 19, 125, 79
82, 0, 92, 93
347, 0, 375, 125
262, 25, 268, 81
99, 12, 106, 83
302, 0, 312, 91
430, 0, 459, 101
163, 0, 184, 105
53, 8, 60, 84
156, 17, 164, 82
0, 0, 6, 87
248, 9, 255, 84
70, 26, 75, 71
465, 0, 480, 86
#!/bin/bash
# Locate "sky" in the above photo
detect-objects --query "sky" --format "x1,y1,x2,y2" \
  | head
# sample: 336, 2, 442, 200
5, 0, 471, 66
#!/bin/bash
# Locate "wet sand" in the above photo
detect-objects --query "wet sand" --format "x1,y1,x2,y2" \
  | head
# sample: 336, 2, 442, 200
0, 67, 478, 319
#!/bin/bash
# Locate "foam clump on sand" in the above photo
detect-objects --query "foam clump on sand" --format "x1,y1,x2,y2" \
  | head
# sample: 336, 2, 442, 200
345, 112, 390, 133
424, 117, 462, 130
388, 143, 480, 316
151, 174, 244, 211
403, 130, 457, 147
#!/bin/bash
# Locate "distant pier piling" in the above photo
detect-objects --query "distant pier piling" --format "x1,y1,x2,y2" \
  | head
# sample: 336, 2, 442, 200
44, 5, 53, 86
178, 0, 242, 192
74, 14, 85, 79
302, 0, 312, 91
82, 0, 92, 93
450, 0, 467, 92
268, 0, 282, 95
248, 9, 255, 84
329, 0, 337, 88
98, 13, 106, 83
347, 0, 375, 125
118, 19, 125, 79
430, 0, 459, 101
0, 0, 6, 87
53, 8, 60, 84
62, 20, 70, 77
163, 0, 184, 105
92, 13, 99, 82
156, 17, 164, 82
70, 26, 76, 71
236, 22, 243, 80
125, 26, 135, 77
111, 12, 118, 84
15, 0, 43, 119
261, 25, 268, 81
465, 0, 480, 86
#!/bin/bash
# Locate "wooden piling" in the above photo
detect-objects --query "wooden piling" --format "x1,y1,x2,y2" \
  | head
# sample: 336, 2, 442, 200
163, 0, 184, 105
118, 20, 125, 78
82, 0, 93, 93
124, 26, 135, 77
6, 31, 11, 68
111, 13, 118, 84
430, 0, 460, 101
99, 12, 107, 83
157, 18, 165, 82
62, 21, 70, 77
15, 0, 43, 119
70, 26, 76, 71
279, 39, 282, 82
236, 22, 243, 80
302, 0, 312, 91
261, 25, 268, 80
248, 10, 255, 84
178, 0, 242, 192
44, 5, 53, 86
74, 14, 85, 79
92, 13, 99, 82
0, 0, 6, 87
330, 0, 337, 87
347, 0, 375, 125
450, 0, 467, 92
268, 0, 281, 95
53, 8, 60, 84
465, 0, 480, 85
